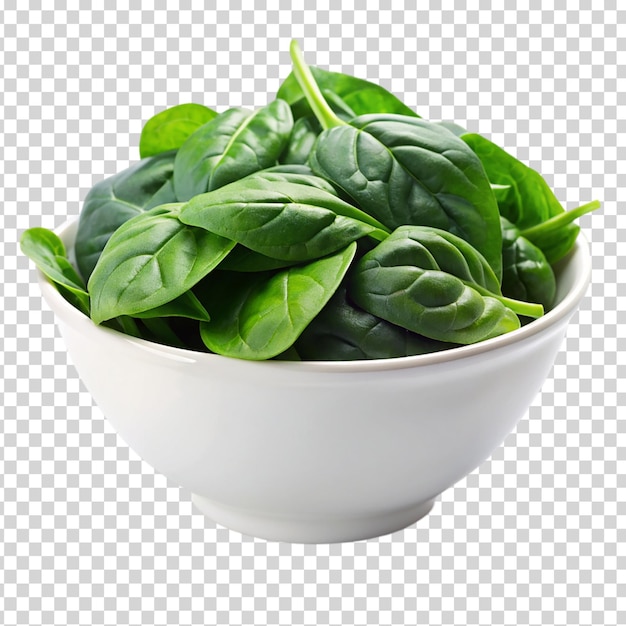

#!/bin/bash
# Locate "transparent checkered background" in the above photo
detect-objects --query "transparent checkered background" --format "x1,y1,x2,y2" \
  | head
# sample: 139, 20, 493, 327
1, 2, 623, 625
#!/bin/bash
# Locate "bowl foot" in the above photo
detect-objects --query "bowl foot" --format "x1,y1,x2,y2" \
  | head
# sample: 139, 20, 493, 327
191, 495, 437, 543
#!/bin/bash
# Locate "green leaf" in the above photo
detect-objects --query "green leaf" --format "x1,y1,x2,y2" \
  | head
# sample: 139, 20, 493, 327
278, 64, 419, 120
173, 100, 293, 201
287, 44, 502, 277
179, 178, 387, 262
350, 228, 523, 344
382, 226, 503, 294
461, 133, 565, 228
309, 118, 503, 277
289, 88, 357, 123
20, 227, 90, 315
462, 135, 601, 264
500, 217, 556, 310
139, 103, 217, 158
198, 242, 357, 360
139, 317, 190, 348
132, 290, 210, 321
519, 199, 601, 264
75, 151, 178, 280
88, 204, 235, 324
433, 121, 468, 137
243, 164, 341, 196
295, 285, 456, 360
217, 246, 301, 273
280, 117, 321, 165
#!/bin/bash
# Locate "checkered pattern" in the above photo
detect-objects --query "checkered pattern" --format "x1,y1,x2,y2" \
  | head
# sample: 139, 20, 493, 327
1, 2, 623, 625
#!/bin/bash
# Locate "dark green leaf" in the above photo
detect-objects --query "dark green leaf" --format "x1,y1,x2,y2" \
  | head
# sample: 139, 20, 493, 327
281, 92, 358, 165
217, 246, 301, 273
377, 225, 503, 294
173, 100, 293, 201
88, 204, 235, 324
295, 285, 456, 360
139, 103, 217, 158
198, 242, 357, 360
139, 317, 190, 347
350, 229, 522, 344
500, 217, 556, 310
309, 117, 503, 277
20, 227, 90, 315
280, 117, 320, 165
75, 151, 178, 279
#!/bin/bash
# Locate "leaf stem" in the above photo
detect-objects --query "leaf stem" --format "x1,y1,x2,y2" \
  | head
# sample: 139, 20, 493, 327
368, 227, 391, 242
470, 283, 544, 319
520, 200, 601, 240
289, 39, 347, 130
495, 295, 544, 319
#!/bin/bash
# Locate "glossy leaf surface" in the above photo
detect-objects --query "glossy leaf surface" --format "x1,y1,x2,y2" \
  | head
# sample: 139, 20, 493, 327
88, 204, 235, 324
309, 116, 503, 277
21, 227, 90, 315
350, 228, 521, 344
198, 243, 357, 360
173, 100, 293, 201
461, 133, 565, 228
139, 103, 217, 158
500, 217, 556, 310
75, 151, 178, 279
179, 178, 385, 261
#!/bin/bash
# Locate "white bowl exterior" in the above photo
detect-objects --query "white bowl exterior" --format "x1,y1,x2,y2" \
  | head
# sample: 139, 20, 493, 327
38, 219, 591, 541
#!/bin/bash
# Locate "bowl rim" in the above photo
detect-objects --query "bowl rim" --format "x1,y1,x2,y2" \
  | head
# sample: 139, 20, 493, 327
37, 217, 592, 373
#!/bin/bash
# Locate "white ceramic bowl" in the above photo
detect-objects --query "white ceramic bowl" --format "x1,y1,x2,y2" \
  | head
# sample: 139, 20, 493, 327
38, 218, 592, 543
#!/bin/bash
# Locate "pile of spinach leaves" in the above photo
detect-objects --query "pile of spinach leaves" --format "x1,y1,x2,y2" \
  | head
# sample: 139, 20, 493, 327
22, 40, 600, 361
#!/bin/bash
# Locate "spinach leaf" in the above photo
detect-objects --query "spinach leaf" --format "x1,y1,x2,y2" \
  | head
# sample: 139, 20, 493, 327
381, 225, 503, 295
519, 199, 600, 264
289, 88, 357, 123
109, 315, 200, 350
280, 93, 356, 165
75, 150, 178, 280
349, 227, 533, 344
289, 41, 503, 278
132, 290, 209, 321
433, 121, 468, 137
197, 242, 357, 360
20, 227, 90, 316
500, 217, 556, 310
217, 247, 301, 273
173, 100, 293, 201
461, 134, 601, 263
460, 132, 565, 229
88, 204, 235, 324
295, 285, 456, 361
139, 317, 191, 348
310, 117, 502, 278
139, 103, 217, 158
277, 64, 418, 119
280, 116, 320, 165
243, 164, 341, 196
178, 178, 388, 262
